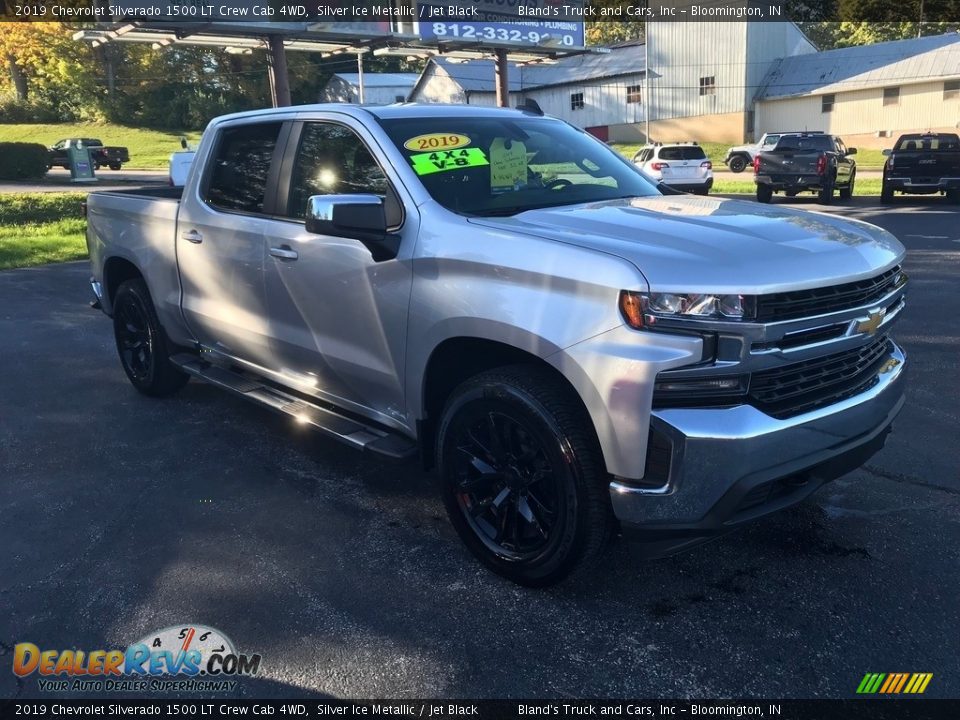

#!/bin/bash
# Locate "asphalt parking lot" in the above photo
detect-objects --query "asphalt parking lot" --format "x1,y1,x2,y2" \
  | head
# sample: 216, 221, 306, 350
1, 196, 958, 700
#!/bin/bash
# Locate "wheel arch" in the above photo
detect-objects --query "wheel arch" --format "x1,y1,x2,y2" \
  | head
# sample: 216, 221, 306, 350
103, 256, 145, 313
417, 336, 603, 473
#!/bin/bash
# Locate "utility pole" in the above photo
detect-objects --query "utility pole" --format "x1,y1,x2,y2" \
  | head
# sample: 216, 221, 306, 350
357, 51, 365, 103
494, 49, 509, 108
267, 35, 291, 107
644, 21, 650, 142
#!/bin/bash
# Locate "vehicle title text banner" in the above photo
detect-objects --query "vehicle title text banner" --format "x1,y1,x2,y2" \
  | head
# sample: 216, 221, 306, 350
1, 699, 959, 720
1, 1, 950, 24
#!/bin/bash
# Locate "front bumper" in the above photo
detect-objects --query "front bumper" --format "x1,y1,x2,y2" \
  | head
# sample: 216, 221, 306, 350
610, 340, 906, 549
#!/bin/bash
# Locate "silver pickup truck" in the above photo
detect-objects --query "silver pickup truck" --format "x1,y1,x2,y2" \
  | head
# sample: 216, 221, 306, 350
86, 104, 908, 586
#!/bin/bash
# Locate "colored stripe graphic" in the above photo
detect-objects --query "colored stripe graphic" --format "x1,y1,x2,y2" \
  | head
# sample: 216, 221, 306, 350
857, 673, 932, 694
893, 673, 910, 693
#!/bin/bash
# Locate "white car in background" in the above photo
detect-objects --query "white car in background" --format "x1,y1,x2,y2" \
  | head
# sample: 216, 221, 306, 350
633, 143, 713, 195
168, 138, 198, 187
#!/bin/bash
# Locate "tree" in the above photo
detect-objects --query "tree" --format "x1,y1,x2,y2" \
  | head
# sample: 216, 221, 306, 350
585, 1, 645, 46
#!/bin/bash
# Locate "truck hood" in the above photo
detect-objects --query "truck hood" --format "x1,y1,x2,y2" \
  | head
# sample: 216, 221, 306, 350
469, 196, 904, 294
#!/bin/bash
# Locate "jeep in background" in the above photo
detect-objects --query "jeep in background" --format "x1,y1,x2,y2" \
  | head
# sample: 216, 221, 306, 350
48, 138, 130, 171
723, 131, 823, 173
754, 132, 857, 204
881, 132, 960, 204
85, 105, 907, 586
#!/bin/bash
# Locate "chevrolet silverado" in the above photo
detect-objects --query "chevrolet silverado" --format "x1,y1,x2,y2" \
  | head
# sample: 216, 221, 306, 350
86, 105, 908, 586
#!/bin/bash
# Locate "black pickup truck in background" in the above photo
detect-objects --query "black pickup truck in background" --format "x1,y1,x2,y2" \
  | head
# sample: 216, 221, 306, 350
881, 133, 960, 204
47, 139, 131, 171
754, 133, 857, 205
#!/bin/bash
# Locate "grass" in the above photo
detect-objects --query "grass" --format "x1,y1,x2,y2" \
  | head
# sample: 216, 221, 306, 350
611, 142, 887, 170
0, 193, 88, 270
712, 178, 883, 196
0, 124, 202, 170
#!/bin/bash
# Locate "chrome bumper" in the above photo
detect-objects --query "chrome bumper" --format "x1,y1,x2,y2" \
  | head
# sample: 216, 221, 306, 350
610, 341, 907, 530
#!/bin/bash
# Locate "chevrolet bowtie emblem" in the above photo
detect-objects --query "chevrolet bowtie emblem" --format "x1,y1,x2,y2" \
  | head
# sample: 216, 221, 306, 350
856, 308, 886, 335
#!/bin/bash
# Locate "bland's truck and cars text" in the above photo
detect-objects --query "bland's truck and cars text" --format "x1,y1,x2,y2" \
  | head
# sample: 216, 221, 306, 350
86, 105, 908, 586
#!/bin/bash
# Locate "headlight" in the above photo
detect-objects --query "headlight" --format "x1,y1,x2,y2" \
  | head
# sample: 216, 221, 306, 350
619, 290, 756, 328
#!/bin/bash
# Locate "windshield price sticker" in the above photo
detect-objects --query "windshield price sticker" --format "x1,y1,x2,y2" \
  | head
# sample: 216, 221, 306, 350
410, 148, 489, 176
490, 138, 528, 193
404, 133, 472, 152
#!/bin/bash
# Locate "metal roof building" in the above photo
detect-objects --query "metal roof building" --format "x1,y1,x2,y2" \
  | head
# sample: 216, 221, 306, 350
756, 32, 960, 148
321, 72, 420, 104
758, 32, 960, 100
409, 43, 645, 137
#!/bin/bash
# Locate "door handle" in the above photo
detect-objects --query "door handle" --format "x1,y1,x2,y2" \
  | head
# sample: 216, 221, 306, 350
269, 246, 299, 261
181, 230, 203, 244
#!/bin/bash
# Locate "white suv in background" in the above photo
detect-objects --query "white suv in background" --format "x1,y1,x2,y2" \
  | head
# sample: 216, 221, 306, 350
632, 142, 714, 195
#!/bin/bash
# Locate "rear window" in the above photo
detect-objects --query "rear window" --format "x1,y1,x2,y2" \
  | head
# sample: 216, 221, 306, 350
894, 134, 960, 152
205, 122, 283, 214
658, 146, 707, 161
774, 135, 833, 152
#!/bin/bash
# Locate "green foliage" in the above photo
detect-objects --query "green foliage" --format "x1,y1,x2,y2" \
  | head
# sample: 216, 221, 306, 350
0, 142, 50, 180
0, 94, 66, 123
711, 178, 884, 196
0, 124, 202, 169
0, 193, 88, 270
0, 192, 86, 224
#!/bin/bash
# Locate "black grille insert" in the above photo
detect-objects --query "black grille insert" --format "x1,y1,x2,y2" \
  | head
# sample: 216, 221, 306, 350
755, 267, 901, 322
749, 335, 893, 418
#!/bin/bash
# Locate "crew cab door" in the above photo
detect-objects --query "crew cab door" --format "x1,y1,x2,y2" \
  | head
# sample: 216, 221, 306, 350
176, 120, 287, 370
260, 118, 416, 429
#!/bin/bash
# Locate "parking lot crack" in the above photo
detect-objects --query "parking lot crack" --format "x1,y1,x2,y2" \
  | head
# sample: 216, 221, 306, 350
863, 465, 960, 496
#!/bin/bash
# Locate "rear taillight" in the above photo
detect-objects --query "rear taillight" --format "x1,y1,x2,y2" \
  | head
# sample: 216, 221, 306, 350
816, 155, 827, 175
650, 162, 670, 171
700, 161, 712, 170
753, 156, 761, 173
80, 201, 87, 218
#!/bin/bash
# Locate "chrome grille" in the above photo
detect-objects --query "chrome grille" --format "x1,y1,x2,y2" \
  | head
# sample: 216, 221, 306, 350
755, 267, 900, 322
749, 335, 893, 419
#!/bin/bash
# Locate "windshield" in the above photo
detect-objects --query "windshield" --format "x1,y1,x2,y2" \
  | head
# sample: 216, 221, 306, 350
377, 115, 659, 216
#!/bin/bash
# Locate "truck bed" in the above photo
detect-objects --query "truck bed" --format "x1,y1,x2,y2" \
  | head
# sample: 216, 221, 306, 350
85, 186, 184, 328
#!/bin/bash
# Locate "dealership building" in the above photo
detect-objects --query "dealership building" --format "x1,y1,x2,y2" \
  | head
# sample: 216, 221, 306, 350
405, 23, 960, 146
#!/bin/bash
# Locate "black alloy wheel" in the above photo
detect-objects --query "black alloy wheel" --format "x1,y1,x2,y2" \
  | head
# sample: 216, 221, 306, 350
437, 367, 612, 586
115, 293, 153, 384
112, 279, 189, 397
450, 408, 563, 562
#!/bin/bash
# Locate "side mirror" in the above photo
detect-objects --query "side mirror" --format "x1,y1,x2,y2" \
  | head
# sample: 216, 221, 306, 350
305, 194, 399, 261
846, 147, 857, 156
881, 149, 892, 156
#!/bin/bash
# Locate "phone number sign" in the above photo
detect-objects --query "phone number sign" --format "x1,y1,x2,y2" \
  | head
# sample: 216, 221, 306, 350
416, 0, 585, 49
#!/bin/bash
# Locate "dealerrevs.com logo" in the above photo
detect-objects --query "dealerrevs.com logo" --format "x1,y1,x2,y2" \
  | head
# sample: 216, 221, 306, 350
12, 625, 261, 693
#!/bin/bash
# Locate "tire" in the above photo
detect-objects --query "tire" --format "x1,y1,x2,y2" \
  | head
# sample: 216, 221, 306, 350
817, 179, 834, 205
728, 155, 748, 174
756, 184, 773, 204
112, 279, 189, 397
109, 163, 121, 171
881, 181, 894, 205
839, 171, 855, 200
436, 366, 613, 587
